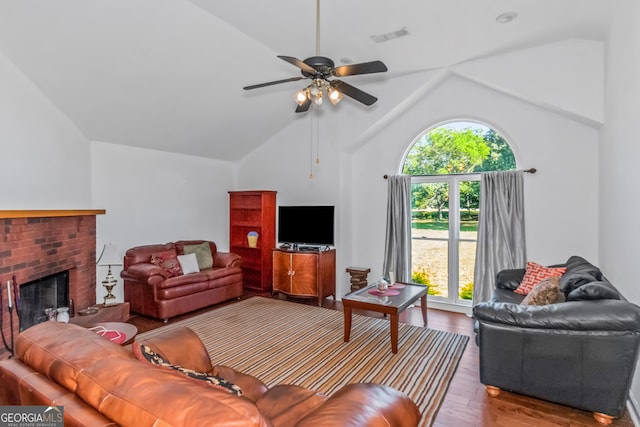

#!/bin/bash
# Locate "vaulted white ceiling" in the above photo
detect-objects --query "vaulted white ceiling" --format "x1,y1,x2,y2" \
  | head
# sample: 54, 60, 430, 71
0, 0, 612, 160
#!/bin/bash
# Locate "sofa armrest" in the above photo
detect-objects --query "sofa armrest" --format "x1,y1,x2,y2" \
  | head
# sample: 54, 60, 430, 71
121, 263, 166, 280
295, 383, 421, 427
212, 365, 268, 403
214, 251, 242, 268
473, 300, 640, 331
134, 327, 214, 373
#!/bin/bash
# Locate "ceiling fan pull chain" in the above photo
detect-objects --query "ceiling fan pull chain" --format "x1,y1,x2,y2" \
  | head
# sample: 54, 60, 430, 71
309, 111, 315, 179
316, 109, 320, 164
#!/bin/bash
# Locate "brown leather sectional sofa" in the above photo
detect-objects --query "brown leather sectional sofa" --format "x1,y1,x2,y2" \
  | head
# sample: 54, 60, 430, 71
0, 322, 421, 427
121, 240, 242, 321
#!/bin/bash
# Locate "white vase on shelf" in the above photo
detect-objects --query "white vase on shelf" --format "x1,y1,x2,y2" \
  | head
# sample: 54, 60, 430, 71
56, 307, 70, 323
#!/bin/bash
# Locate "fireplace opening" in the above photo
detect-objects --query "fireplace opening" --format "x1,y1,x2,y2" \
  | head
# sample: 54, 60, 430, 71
18, 271, 69, 331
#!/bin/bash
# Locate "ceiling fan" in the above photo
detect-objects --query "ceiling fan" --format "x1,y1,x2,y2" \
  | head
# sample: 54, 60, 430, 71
242, 0, 388, 113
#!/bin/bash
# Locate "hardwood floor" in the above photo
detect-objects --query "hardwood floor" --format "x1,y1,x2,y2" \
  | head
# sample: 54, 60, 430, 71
127, 295, 635, 427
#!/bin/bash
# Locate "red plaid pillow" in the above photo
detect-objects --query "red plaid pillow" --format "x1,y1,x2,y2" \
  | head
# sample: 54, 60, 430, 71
150, 251, 183, 277
514, 262, 567, 295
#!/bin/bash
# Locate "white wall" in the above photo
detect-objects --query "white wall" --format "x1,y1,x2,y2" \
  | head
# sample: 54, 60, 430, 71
601, 0, 640, 417
0, 52, 91, 208
91, 141, 236, 303
233, 111, 342, 205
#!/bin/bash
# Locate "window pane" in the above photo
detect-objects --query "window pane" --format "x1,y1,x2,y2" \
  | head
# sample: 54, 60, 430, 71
459, 180, 479, 240
458, 241, 475, 302
458, 179, 478, 303
412, 238, 448, 298
411, 182, 449, 298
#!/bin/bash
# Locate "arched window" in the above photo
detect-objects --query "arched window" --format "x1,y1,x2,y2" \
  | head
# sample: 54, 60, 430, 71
402, 121, 515, 310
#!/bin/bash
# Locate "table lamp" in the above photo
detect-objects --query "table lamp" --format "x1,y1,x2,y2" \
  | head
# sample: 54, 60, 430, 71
97, 243, 122, 306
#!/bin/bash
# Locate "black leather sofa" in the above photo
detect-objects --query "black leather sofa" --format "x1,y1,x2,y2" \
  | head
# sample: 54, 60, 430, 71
473, 256, 640, 425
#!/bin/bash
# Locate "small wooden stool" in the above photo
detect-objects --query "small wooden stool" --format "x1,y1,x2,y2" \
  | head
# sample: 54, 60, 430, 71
346, 267, 371, 292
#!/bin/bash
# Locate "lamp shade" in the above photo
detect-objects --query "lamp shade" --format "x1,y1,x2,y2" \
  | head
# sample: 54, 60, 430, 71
97, 243, 122, 266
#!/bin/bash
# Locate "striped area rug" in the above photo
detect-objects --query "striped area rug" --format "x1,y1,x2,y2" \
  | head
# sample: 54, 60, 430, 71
136, 297, 469, 426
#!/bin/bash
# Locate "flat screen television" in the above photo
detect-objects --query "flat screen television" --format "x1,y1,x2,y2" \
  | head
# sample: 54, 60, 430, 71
278, 205, 335, 246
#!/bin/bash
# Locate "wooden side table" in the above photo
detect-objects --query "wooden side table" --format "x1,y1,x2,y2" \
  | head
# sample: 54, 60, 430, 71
69, 302, 130, 328
346, 267, 371, 292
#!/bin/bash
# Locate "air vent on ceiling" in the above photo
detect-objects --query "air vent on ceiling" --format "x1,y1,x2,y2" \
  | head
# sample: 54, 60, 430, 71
370, 27, 409, 43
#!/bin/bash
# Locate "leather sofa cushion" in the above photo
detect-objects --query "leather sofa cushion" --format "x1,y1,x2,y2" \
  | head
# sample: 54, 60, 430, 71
121, 263, 164, 280
567, 281, 621, 301
490, 288, 525, 304
156, 268, 241, 289
157, 281, 212, 300
204, 266, 243, 281
0, 359, 117, 426
154, 269, 241, 300
256, 384, 326, 427
124, 243, 174, 266
295, 383, 422, 427
16, 322, 135, 393
158, 272, 212, 289
212, 365, 269, 403
495, 269, 526, 290
474, 299, 640, 331
76, 357, 268, 427
559, 256, 603, 293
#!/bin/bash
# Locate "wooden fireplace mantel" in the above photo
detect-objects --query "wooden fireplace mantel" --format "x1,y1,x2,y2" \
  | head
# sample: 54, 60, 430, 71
0, 209, 106, 219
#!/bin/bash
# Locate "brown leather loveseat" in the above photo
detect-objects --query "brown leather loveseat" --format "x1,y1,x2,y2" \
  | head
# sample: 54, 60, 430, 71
0, 322, 421, 427
121, 240, 242, 321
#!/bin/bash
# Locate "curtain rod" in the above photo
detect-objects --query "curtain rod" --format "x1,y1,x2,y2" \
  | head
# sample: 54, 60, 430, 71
383, 168, 537, 179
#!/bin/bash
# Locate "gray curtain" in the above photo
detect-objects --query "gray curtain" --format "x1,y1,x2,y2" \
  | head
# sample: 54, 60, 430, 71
472, 170, 526, 304
383, 175, 412, 282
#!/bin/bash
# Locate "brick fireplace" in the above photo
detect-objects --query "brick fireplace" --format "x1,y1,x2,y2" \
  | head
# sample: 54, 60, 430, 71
0, 210, 105, 356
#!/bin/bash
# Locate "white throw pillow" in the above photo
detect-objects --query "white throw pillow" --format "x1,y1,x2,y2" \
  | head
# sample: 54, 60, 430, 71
177, 253, 200, 275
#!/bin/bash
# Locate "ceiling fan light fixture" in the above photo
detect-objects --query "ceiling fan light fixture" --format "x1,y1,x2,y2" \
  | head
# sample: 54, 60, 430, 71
243, 0, 387, 113
309, 82, 321, 97
295, 89, 309, 106
327, 86, 343, 105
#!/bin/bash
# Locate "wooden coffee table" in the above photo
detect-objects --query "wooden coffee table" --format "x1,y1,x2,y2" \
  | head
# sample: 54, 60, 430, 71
342, 282, 427, 354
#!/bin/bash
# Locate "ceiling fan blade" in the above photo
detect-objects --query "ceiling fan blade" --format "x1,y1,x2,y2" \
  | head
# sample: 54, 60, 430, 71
295, 98, 312, 113
277, 55, 318, 74
243, 77, 305, 90
330, 80, 378, 106
333, 60, 388, 77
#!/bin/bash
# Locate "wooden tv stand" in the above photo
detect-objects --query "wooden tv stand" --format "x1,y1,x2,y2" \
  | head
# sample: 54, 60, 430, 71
272, 248, 336, 306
